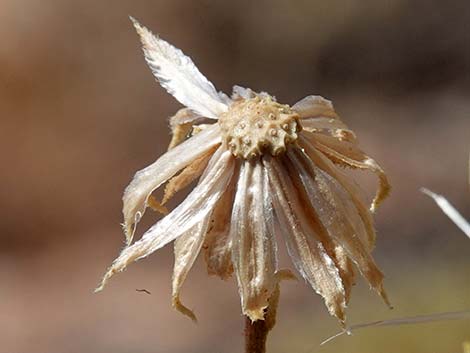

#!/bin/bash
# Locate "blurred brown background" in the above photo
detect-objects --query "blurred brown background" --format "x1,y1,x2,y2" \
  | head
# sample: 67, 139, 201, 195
1, 0, 469, 352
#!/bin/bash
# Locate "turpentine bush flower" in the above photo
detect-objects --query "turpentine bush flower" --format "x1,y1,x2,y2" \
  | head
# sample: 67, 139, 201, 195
96, 18, 391, 325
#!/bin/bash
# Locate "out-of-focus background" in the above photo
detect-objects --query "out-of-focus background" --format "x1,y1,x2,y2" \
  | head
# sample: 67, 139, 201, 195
1, 0, 469, 352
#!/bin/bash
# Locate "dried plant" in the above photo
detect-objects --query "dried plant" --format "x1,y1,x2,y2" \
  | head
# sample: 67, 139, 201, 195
96, 17, 391, 352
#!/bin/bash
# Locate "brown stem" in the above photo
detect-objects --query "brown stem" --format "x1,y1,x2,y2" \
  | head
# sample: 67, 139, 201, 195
244, 285, 280, 353
245, 315, 271, 353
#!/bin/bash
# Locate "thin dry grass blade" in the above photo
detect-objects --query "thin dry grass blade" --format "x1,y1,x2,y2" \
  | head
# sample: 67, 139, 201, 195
320, 310, 470, 347
421, 188, 470, 238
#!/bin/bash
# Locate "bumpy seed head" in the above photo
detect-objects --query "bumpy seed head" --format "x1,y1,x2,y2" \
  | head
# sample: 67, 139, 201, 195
218, 96, 301, 159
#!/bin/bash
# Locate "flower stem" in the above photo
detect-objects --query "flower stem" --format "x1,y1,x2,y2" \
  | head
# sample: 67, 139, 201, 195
244, 285, 280, 353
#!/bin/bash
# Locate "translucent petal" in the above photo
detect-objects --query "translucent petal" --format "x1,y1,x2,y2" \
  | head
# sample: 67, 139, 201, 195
301, 117, 348, 130
97, 149, 234, 291
122, 124, 221, 243
288, 149, 388, 305
303, 132, 390, 213
288, 148, 370, 248
300, 117, 357, 143
264, 156, 347, 323
231, 161, 277, 321
131, 18, 228, 118
292, 95, 339, 119
299, 136, 376, 247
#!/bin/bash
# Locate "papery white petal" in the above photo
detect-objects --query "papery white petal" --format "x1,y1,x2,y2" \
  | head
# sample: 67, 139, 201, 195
131, 18, 228, 118
231, 161, 277, 321
292, 95, 339, 119
97, 149, 234, 291
123, 124, 221, 243
264, 156, 347, 323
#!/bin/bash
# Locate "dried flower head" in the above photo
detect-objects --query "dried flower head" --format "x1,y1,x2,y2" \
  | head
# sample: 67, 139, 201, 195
96, 18, 391, 325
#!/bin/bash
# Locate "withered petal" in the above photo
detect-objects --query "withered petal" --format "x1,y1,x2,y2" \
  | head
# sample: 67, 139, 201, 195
162, 146, 215, 205
122, 124, 221, 244
97, 149, 234, 292
131, 18, 228, 119
172, 216, 211, 322
288, 149, 389, 306
300, 136, 377, 247
167, 108, 203, 150
304, 133, 391, 213
292, 95, 339, 119
169, 108, 202, 130
231, 161, 278, 321
301, 117, 357, 143
288, 149, 371, 248
264, 156, 347, 324
331, 246, 356, 304
203, 174, 237, 280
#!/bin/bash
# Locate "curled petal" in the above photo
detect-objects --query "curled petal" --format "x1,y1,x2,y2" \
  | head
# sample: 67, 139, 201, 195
288, 149, 389, 306
148, 195, 169, 215
122, 124, 221, 244
264, 156, 347, 323
304, 132, 391, 213
168, 122, 193, 150
168, 108, 204, 150
231, 161, 277, 321
131, 18, 228, 118
292, 95, 339, 119
172, 217, 211, 322
169, 108, 202, 130
97, 149, 234, 291
300, 118, 357, 143
203, 174, 237, 279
